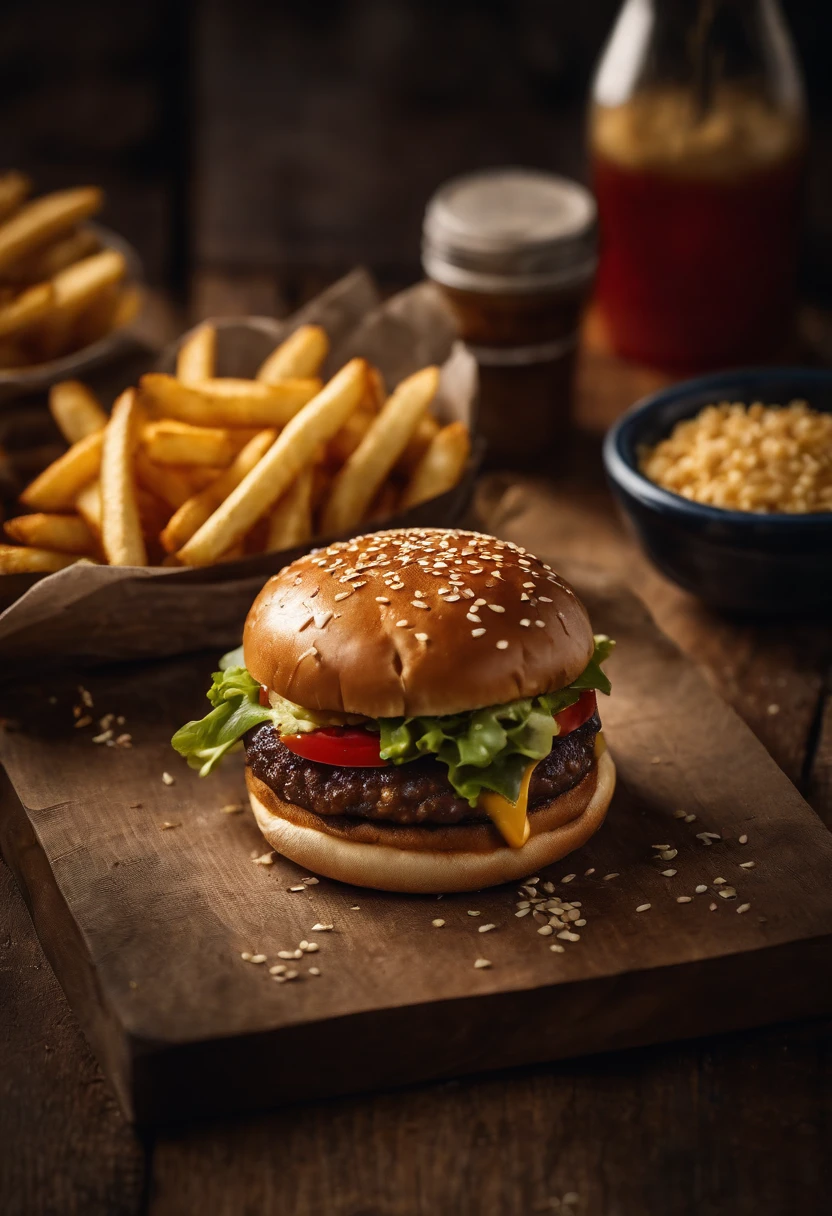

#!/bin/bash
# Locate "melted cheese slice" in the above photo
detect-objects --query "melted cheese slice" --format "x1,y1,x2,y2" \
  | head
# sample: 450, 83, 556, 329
478, 759, 537, 849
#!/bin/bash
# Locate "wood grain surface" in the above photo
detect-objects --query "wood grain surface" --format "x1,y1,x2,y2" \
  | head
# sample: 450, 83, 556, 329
3, 559, 832, 1126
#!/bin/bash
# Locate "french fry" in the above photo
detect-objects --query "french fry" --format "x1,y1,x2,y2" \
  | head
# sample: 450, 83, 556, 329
19, 429, 103, 511
49, 380, 107, 444
365, 365, 387, 412
33, 249, 126, 360
4, 512, 97, 555
0, 543, 87, 573
0, 187, 103, 273
396, 413, 441, 476
0, 171, 32, 225
321, 366, 440, 534
160, 429, 276, 553
257, 324, 329, 382
2, 226, 99, 285
100, 387, 146, 566
139, 373, 321, 428
400, 421, 471, 509
0, 282, 54, 339
266, 466, 314, 551
109, 284, 142, 330
134, 449, 211, 511
141, 419, 255, 468
75, 480, 102, 534
177, 358, 368, 565
176, 323, 216, 384
326, 406, 374, 468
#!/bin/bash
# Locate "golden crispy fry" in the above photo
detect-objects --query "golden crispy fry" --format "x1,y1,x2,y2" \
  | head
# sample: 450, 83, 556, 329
0, 171, 32, 225
2, 226, 99, 285
0, 187, 102, 273
19, 429, 103, 511
177, 358, 368, 566
100, 387, 146, 565
160, 429, 276, 553
139, 373, 321, 428
141, 419, 256, 468
0, 543, 88, 573
4, 512, 97, 555
326, 406, 374, 467
34, 249, 126, 360
48, 380, 107, 444
365, 365, 387, 412
75, 480, 102, 534
321, 366, 440, 534
266, 466, 314, 551
257, 324, 329, 382
109, 284, 142, 330
134, 449, 207, 511
400, 421, 471, 509
0, 282, 54, 339
176, 323, 216, 384
396, 413, 441, 476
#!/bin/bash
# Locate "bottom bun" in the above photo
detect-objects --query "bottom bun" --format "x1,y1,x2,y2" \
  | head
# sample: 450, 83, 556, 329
246, 740, 616, 893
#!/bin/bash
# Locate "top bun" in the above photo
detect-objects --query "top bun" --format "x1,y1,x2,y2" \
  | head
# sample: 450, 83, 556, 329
243, 528, 594, 719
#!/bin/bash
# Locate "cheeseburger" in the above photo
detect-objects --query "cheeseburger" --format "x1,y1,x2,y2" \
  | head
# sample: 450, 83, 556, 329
173, 528, 615, 892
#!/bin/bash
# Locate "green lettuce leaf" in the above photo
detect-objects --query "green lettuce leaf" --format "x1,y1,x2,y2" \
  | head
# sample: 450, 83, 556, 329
171, 637, 615, 804
378, 636, 614, 806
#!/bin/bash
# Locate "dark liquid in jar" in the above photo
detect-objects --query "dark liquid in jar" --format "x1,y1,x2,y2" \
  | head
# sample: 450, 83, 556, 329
591, 92, 805, 372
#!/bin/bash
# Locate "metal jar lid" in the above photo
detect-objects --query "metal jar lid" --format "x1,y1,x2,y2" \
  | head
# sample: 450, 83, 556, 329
422, 167, 597, 294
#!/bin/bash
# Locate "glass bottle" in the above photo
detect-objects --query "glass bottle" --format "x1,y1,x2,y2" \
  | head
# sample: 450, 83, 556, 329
589, 0, 807, 371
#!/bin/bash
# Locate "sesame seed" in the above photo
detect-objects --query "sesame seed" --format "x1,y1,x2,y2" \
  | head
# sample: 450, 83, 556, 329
432, 918, 445, 927
767, 703, 780, 715
411, 601, 429, 610
739, 834, 748, 844
737, 903, 751, 914
537, 924, 554, 936
467, 910, 481, 917
308, 966, 321, 976
550, 943, 565, 953
561, 874, 576, 883
249, 954, 267, 964
269, 964, 286, 975
557, 930, 580, 942
415, 632, 429, 643
661, 869, 677, 877
310, 923, 333, 931
333, 591, 351, 601
473, 958, 492, 969
710, 902, 718, 911
478, 923, 496, 933
673, 809, 687, 819
466, 613, 481, 622
303, 942, 320, 953
471, 628, 486, 637
496, 640, 509, 650
695, 884, 708, 893
676, 896, 692, 904
162, 771, 175, 786
718, 887, 737, 899
288, 885, 305, 892
538, 596, 552, 603
396, 619, 409, 628
487, 603, 505, 613
523, 582, 535, 589
603, 873, 619, 881
515, 908, 531, 918
535, 620, 545, 628
252, 852, 274, 865
660, 849, 678, 861
444, 594, 461, 602
240, 952, 252, 961
713, 877, 726, 885
636, 903, 651, 912
651, 844, 671, 850
221, 803, 244, 814
473, 598, 486, 607
375, 596, 390, 603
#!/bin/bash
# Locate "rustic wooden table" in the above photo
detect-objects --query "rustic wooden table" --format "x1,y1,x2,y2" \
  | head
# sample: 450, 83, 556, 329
1, 273, 830, 1213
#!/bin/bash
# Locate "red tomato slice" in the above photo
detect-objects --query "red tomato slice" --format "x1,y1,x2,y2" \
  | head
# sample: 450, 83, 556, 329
553, 689, 597, 736
281, 726, 388, 768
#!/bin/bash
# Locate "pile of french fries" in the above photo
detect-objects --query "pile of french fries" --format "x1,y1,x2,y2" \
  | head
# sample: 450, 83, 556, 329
0, 171, 139, 370
0, 322, 471, 573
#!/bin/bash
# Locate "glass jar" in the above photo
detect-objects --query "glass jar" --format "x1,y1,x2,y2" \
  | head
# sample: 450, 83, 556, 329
422, 169, 597, 470
590, 0, 807, 371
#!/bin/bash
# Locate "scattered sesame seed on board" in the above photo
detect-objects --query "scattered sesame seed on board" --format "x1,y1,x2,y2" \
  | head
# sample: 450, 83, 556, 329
636, 903, 651, 913
695, 884, 708, 894
739, 860, 756, 869
737, 903, 752, 914
161, 771, 175, 786
676, 896, 692, 904
473, 958, 492, 969
432, 918, 445, 927
739, 834, 749, 844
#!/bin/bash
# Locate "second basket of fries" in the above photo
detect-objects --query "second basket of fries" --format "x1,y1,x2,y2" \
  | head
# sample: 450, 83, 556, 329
0, 271, 480, 663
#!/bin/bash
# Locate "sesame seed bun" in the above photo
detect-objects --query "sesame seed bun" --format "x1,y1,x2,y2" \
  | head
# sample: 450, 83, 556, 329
246, 744, 615, 893
243, 527, 594, 718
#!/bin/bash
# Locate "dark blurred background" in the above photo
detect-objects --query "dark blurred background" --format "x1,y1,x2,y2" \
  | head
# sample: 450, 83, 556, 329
2, 0, 831, 311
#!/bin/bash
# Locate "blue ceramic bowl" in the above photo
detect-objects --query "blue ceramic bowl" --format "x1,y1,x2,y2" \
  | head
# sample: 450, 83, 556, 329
603, 367, 832, 615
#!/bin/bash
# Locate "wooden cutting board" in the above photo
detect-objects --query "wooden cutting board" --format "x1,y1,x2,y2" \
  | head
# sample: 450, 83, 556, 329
2, 562, 832, 1125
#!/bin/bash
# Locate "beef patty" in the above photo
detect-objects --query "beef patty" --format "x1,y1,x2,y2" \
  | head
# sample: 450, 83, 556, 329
245, 711, 600, 826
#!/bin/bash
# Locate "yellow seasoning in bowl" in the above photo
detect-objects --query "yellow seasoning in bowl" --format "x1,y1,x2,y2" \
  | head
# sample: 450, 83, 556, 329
639, 400, 832, 514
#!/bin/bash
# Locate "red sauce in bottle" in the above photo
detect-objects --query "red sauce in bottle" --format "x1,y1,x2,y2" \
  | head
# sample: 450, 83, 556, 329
590, 89, 805, 372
